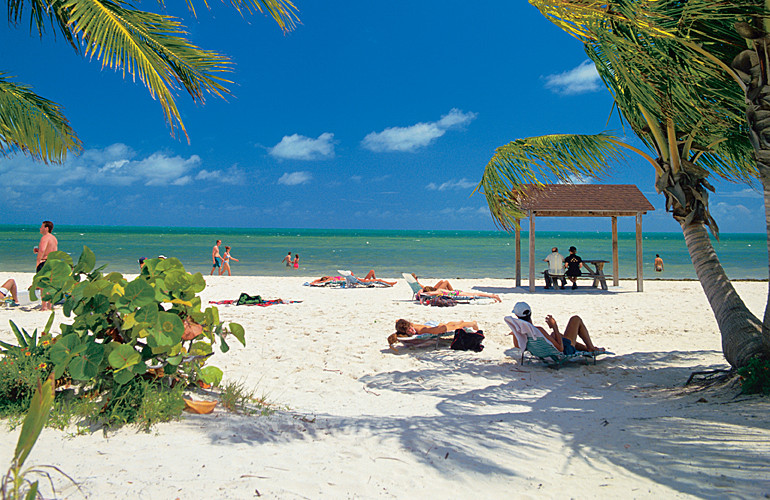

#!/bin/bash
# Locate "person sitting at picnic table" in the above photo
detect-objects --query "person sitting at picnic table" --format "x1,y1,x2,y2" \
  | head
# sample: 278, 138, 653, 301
543, 247, 565, 289
411, 273, 454, 292
509, 302, 604, 353
418, 288, 502, 303
564, 246, 583, 290
395, 319, 479, 336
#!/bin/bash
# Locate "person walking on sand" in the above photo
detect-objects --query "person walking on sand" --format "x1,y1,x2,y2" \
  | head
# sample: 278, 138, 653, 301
654, 254, 664, 272
281, 251, 292, 267
293, 254, 299, 269
35, 220, 58, 311
220, 246, 239, 276
210, 240, 222, 275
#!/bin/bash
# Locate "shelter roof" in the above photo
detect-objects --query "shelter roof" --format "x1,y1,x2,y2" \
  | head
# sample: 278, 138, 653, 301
518, 184, 654, 215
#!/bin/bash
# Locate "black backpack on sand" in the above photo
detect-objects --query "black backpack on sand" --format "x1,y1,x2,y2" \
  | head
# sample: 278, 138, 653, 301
450, 329, 484, 352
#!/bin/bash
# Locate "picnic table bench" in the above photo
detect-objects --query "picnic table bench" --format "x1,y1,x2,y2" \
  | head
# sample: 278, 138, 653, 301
543, 260, 608, 290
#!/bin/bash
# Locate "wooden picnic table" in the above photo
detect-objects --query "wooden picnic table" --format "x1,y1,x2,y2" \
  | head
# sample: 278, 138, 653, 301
582, 260, 609, 290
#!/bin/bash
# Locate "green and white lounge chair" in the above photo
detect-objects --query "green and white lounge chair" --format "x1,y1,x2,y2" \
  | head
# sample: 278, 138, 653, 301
401, 273, 490, 304
402, 273, 424, 298
504, 316, 612, 369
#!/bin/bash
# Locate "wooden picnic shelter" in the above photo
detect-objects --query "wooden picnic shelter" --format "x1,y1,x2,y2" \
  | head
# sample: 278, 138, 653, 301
513, 184, 655, 292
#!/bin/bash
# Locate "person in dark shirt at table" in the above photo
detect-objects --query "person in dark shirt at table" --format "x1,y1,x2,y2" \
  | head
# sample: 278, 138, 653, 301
564, 246, 583, 290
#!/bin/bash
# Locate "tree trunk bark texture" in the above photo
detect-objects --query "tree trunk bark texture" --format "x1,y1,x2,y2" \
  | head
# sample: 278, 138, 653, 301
681, 221, 765, 367
732, 43, 770, 356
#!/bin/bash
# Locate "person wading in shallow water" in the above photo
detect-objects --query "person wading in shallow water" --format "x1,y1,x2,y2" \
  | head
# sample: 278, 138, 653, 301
35, 220, 58, 311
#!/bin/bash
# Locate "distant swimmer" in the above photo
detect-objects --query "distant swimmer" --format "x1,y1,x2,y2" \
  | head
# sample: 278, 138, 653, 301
654, 254, 664, 272
293, 254, 299, 269
211, 239, 222, 276
281, 251, 292, 267
35, 220, 58, 311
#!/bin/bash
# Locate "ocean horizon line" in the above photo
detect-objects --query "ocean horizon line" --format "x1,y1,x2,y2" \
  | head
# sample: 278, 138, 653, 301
0, 223, 765, 237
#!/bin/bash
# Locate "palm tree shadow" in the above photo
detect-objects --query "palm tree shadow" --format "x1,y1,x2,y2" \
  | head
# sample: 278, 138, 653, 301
194, 350, 770, 496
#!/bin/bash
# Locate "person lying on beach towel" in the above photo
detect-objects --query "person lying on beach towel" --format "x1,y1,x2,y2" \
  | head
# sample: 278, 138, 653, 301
419, 289, 502, 303
339, 270, 397, 286
395, 319, 479, 336
306, 276, 347, 287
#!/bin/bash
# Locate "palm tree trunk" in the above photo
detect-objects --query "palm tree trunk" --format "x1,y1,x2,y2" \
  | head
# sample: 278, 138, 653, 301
681, 221, 765, 367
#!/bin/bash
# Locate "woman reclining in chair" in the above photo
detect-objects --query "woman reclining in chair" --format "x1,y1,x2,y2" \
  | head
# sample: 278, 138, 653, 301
509, 301, 604, 353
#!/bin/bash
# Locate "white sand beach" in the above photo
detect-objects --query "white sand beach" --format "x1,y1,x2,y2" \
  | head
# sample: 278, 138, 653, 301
1, 274, 769, 498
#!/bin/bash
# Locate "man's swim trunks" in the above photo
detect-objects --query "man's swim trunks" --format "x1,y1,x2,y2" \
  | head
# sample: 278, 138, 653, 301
562, 338, 577, 355
212, 257, 221, 268
36, 261, 46, 272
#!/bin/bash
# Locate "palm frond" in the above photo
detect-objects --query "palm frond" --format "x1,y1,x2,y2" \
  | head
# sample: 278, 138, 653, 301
63, 0, 233, 140
477, 133, 630, 231
0, 73, 82, 163
7, 0, 79, 49
158, 0, 299, 31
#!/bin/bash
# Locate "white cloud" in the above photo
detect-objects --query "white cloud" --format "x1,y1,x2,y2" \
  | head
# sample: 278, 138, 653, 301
361, 108, 477, 152
41, 187, 88, 204
544, 60, 602, 95
717, 188, 762, 199
269, 133, 335, 160
0, 144, 203, 188
195, 165, 247, 185
278, 171, 313, 186
426, 178, 477, 191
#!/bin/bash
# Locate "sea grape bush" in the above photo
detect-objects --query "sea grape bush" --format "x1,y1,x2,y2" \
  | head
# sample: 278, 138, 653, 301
29, 247, 244, 388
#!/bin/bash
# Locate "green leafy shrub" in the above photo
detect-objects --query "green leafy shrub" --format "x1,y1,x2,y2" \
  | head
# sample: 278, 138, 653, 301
30, 246, 244, 389
0, 247, 246, 429
0, 320, 54, 417
737, 357, 770, 395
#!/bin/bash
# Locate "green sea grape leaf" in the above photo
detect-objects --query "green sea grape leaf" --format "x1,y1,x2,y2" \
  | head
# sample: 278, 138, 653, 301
123, 279, 156, 307
190, 341, 213, 355
73, 246, 96, 274
88, 294, 111, 315
167, 354, 184, 366
229, 323, 245, 346
69, 342, 104, 381
135, 306, 159, 325
199, 366, 223, 386
219, 335, 229, 353
108, 344, 141, 370
113, 368, 135, 385
49, 334, 80, 366
163, 270, 190, 292
189, 273, 206, 293
204, 307, 219, 327
157, 312, 184, 344
132, 362, 147, 376
44, 250, 73, 267
105, 272, 125, 284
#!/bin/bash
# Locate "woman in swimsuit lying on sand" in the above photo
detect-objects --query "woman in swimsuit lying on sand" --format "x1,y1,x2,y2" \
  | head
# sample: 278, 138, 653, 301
419, 289, 502, 302
309, 270, 396, 286
395, 319, 479, 336
411, 273, 454, 291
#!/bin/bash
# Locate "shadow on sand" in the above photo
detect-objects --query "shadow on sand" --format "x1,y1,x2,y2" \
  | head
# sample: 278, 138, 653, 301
194, 350, 770, 497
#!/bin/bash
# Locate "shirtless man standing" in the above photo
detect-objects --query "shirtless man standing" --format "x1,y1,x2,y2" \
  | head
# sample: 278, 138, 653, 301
35, 220, 58, 311
210, 240, 222, 275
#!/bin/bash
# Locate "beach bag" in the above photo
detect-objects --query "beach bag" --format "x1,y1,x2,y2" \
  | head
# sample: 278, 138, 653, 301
424, 295, 458, 307
450, 329, 485, 352
236, 293, 263, 306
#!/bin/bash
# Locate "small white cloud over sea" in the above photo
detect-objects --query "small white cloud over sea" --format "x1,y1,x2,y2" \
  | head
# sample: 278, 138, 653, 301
426, 178, 477, 191
278, 171, 313, 186
544, 60, 602, 95
269, 133, 335, 160
361, 108, 477, 152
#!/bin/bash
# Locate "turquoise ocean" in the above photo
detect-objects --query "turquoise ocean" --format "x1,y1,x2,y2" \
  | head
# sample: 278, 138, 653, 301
0, 225, 765, 280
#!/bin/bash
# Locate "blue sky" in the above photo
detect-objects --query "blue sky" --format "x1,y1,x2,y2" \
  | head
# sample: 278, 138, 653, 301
0, 1, 764, 232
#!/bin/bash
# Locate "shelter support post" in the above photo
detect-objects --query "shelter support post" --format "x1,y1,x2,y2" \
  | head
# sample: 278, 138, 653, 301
611, 216, 619, 286
515, 225, 521, 287
635, 213, 643, 292
529, 211, 536, 292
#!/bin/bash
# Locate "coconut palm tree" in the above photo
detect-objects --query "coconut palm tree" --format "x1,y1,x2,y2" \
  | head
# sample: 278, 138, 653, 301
479, 0, 768, 367
0, 0, 298, 163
